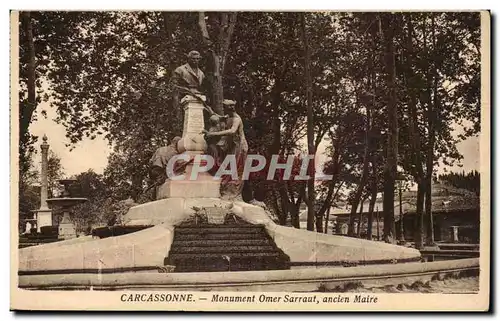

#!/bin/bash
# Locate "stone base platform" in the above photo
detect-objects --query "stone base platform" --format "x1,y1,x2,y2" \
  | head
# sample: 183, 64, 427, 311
18, 198, 421, 274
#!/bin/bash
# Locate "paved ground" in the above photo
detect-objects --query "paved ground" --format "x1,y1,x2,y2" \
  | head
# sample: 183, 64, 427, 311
344, 276, 479, 293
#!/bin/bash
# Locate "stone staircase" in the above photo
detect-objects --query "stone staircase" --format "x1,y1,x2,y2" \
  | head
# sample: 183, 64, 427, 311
164, 216, 290, 272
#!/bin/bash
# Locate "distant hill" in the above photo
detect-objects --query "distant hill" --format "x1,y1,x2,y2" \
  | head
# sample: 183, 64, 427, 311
404, 182, 479, 212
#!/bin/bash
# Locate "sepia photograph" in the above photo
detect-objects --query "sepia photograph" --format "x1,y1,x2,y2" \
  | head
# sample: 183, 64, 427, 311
10, 10, 490, 311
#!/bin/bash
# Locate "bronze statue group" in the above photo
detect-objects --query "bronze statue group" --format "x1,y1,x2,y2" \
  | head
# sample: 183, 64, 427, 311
148, 51, 248, 200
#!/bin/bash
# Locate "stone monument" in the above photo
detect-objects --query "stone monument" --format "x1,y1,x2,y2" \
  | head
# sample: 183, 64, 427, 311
156, 51, 221, 199
156, 94, 221, 199
46, 179, 87, 240
33, 135, 53, 232
17, 51, 423, 281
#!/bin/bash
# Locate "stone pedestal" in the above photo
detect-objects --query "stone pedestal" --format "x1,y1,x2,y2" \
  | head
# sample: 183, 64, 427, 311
58, 212, 76, 239
35, 209, 52, 232
177, 95, 208, 153
452, 226, 459, 243
157, 174, 221, 199
158, 95, 220, 199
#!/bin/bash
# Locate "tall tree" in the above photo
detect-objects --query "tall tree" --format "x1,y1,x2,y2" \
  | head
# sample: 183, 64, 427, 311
402, 13, 426, 249
378, 13, 399, 243
399, 12, 480, 246
299, 13, 317, 232
19, 12, 40, 182
424, 13, 437, 246
71, 170, 112, 231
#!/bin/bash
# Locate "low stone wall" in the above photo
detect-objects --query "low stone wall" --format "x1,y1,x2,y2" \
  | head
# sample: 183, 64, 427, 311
19, 226, 172, 272
233, 202, 422, 264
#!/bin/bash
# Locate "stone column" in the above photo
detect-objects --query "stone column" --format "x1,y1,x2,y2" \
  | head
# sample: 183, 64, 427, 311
40, 135, 49, 210
156, 95, 221, 199
35, 135, 53, 232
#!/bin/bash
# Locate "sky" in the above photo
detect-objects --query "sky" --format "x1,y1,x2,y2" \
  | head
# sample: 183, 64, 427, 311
28, 99, 480, 178
29, 102, 111, 177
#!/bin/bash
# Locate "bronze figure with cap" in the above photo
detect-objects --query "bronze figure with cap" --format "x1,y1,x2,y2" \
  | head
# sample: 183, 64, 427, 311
203, 99, 248, 199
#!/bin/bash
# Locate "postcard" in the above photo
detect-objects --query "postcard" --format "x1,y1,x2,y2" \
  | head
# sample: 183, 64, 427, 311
10, 10, 490, 311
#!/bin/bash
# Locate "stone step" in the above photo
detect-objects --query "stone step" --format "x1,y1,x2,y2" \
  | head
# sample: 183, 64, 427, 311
166, 252, 290, 272
166, 222, 290, 272
174, 233, 268, 241
168, 252, 284, 259
169, 245, 277, 254
177, 223, 260, 228
174, 226, 265, 234
172, 239, 271, 247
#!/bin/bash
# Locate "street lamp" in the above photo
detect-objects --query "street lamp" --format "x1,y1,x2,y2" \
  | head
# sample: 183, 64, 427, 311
395, 174, 405, 244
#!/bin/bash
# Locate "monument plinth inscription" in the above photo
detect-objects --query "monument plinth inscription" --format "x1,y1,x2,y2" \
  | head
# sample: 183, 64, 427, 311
178, 95, 207, 153
157, 95, 221, 199
205, 207, 228, 225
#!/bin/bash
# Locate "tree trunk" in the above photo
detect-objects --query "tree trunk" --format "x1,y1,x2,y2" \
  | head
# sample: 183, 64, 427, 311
276, 181, 289, 225
415, 182, 426, 249
366, 38, 378, 242
347, 90, 371, 236
357, 198, 365, 237
289, 197, 301, 229
211, 52, 224, 114
20, 12, 37, 167
270, 79, 284, 155
198, 12, 237, 115
269, 189, 282, 223
324, 206, 331, 234
300, 13, 316, 232
379, 13, 398, 243
24, 12, 36, 122
425, 14, 438, 246
324, 181, 343, 234
367, 171, 378, 240
376, 208, 381, 240
405, 14, 426, 248
348, 206, 356, 236
130, 173, 143, 202
316, 138, 341, 219
289, 183, 305, 229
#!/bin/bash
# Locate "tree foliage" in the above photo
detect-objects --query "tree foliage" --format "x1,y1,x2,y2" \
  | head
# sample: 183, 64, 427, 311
439, 170, 480, 196
19, 12, 481, 237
